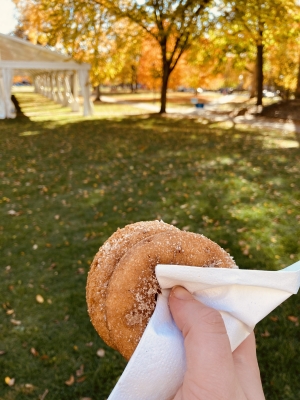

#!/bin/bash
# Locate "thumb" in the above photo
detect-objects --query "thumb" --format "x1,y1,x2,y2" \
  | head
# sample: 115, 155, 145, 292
169, 286, 243, 400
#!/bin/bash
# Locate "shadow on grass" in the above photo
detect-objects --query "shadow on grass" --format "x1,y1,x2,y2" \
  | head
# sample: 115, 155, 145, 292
0, 108, 300, 399
11, 95, 30, 119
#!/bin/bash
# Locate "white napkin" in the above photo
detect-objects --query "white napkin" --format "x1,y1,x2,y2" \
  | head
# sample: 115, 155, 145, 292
108, 261, 300, 400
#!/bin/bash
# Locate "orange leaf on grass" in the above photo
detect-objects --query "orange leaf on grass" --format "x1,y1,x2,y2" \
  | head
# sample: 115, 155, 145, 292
65, 375, 75, 386
30, 348, 39, 357
288, 316, 299, 325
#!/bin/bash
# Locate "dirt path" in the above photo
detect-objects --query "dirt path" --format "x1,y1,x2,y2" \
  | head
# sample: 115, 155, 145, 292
100, 95, 300, 134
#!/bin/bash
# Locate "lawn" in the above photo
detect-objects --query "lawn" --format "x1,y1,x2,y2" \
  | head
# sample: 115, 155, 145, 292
1, 92, 300, 400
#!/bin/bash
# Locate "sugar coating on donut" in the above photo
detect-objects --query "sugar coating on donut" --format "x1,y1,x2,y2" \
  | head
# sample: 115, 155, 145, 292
105, 230, 237, 360
86, 220, 179, 348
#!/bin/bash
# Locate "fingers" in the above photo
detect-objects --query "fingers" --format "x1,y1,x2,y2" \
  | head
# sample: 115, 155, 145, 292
169, 286, 246, 400
233, 332, 265, 400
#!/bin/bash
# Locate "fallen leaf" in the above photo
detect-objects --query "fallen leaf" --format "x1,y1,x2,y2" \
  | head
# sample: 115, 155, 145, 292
30, 347, 39, 357
261, 330, 270, 337
33, 244, 38, 250
288, 316, 299, 325
96, 348, 105, 357
11, 319, 21, 325
0, 350, 6, 355
5, 376, 15, 386
76, 376, 86, 383
270, 316, 278, 322
80, 398, 92, 400
85, 342, 93, 347
77, 268, 85, 274
40, 355, 49, 360
36, 294, 44, 304
8, 210, 17, 216
65, 375, 75, 386
6, 309, 14, 315
39, 388, 49, 400
25, 383, 34, 389
76, 364, 84, 377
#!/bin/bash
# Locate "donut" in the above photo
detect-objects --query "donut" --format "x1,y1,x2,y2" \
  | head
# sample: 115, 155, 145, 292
105, 230, 237, 360
86, 220, 179, 348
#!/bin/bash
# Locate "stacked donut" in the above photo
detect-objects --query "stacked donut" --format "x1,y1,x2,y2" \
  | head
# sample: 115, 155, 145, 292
86, 220, 237, 360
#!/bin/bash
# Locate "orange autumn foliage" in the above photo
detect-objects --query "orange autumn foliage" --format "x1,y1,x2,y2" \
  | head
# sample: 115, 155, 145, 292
137, 34, 225, 91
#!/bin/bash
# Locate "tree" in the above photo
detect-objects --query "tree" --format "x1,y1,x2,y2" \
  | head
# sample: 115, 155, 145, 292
108, 22, 143, 91
101, 0, 212, 113
185, 27, 255, 92
222, 0, 298, 107
13, 0, 142, 100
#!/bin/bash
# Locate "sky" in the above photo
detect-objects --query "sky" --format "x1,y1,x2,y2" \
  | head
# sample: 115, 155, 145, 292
0, 0, 18, 34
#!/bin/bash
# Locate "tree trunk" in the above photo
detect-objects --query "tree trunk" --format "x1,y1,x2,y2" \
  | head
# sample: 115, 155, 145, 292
249, 66, 257, 98
296, 55, 300, 99
256, 41, 264, 107
95, 84, 101, 102
160, 63, 170, 114
131, 65, 137, 93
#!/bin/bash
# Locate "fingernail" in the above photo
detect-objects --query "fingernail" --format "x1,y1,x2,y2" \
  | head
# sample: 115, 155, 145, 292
172, 286, 193, 300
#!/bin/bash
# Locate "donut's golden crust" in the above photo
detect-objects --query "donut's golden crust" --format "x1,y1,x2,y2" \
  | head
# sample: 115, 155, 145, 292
106, 230, 237, 360
86, 221, 179, 348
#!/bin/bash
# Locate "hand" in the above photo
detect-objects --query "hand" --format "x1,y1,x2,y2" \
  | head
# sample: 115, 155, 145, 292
169, 286, 265, 400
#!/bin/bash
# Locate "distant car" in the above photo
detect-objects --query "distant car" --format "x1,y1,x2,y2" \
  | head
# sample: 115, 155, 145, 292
13, 81, 32, 86
219, 88, 233, 94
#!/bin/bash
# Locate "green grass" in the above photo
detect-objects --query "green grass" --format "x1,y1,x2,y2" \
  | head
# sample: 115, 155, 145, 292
0, 92, 300, 400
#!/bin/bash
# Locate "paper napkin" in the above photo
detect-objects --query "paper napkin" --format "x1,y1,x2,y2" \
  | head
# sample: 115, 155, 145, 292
108, 261, 300, 400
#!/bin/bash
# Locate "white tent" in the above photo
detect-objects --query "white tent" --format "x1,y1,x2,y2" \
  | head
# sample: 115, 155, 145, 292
0, 33, 93, 118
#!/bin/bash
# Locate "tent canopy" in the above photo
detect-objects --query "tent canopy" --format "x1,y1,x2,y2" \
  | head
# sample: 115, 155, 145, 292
0, 32, 68, 62
0, 33, 93, 118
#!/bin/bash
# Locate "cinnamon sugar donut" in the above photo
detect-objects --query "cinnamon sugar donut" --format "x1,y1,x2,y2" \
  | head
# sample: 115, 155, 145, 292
105, 230, 237, 360
86, 221, 179, 348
